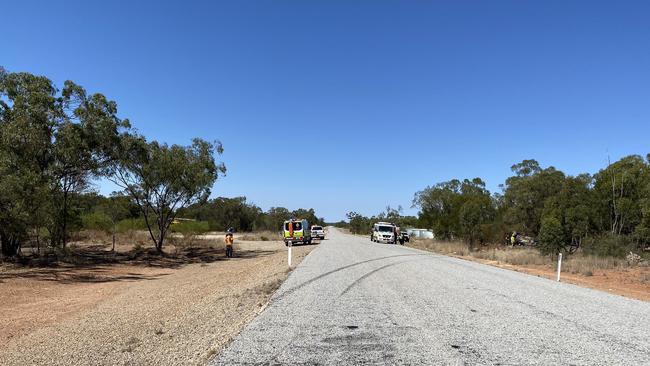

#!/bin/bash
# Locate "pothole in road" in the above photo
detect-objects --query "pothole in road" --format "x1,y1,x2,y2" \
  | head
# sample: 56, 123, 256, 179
451, 344, 461, 349
345, 325, 359, 330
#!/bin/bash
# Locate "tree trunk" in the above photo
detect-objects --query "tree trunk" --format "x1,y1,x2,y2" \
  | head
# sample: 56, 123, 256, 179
1, 233, 20, 257
36, 230, 41, 255
62, 190, 68, 249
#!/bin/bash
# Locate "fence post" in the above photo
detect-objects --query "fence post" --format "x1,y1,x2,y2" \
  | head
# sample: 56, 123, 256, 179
556, 252, 563, 282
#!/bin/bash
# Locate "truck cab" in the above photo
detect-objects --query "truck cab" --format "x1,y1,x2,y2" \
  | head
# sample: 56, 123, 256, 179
371, 222, 397, 244
283, 219, 312, 246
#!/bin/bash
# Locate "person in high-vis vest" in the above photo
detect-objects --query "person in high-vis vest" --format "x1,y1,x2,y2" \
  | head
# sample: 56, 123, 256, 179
225, 229, 234, 258
510, 231, 518, 246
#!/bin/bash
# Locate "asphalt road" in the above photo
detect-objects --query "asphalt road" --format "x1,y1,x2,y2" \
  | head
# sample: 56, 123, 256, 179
212, 228, 650, 365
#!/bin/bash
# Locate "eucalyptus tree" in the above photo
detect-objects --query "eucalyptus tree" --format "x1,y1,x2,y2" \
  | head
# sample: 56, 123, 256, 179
49, 81, 130, 247
265, 207, 292, 232
0, 68, 131, 254
346, 211, 371, 234
502, 160, 565, 236
413, 178, 493, 241
108, 137, 225, 252
592, 155, 650, 236
0, 69, 58, 256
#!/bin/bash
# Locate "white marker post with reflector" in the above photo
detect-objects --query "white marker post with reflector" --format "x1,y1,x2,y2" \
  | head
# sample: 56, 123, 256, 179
287, 219, 294, 268
288, 241, 292, 268
556, 253, 563, 282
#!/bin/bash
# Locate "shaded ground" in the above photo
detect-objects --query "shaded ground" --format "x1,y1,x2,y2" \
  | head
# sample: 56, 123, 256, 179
407, 241, 650, 302
0, 238, 317, 365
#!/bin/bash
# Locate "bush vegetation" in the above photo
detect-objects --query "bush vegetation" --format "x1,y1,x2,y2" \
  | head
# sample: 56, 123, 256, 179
176, 199, 325, 233
409, 158, 650, 258
0, 67, 325, 259
345, 206, 417, 235
170, 221, 211, 235
0, 67, 224, 256
346, 157, 650, 261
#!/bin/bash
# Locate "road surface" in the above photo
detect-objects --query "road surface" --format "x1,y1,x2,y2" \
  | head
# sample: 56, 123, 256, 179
212, 228, 650, 365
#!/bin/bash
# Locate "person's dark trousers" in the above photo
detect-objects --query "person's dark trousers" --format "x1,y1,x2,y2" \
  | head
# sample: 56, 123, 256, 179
226, 246, 233, 258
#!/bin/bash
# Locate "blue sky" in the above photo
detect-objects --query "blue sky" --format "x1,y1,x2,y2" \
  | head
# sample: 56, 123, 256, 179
2, 1, 649, 221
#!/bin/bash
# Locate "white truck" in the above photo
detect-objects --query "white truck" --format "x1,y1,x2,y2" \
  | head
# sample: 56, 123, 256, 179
311, 225, 325, 240
371, 222, 397, 244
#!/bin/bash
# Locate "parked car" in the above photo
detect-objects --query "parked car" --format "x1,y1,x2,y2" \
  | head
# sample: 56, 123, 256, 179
400, 231, 410, 243
311, 225, 325, 239
283, 219, 312, 246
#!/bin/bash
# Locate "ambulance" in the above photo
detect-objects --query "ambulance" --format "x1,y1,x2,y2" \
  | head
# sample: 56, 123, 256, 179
283, 218, 312, 246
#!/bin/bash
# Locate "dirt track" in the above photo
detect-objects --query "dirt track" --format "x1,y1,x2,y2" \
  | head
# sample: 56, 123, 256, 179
0, 239, 315, 365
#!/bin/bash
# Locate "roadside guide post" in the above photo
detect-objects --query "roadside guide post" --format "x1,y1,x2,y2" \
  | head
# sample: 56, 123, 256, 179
288, 241, 292, 268
556, 252, 563, 282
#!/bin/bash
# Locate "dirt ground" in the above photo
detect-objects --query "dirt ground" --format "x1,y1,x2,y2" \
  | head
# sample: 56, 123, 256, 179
0, 238, 317, 365
476, 259, 650, 302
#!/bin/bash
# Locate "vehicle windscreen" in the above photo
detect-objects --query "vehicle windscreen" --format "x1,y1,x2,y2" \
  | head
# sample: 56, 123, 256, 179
284, 222, 302, 231
377, 226, 394, 232
312, 226, 322, 230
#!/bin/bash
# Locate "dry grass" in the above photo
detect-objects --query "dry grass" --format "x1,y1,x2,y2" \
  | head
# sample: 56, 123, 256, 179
562, 255, 625, 275
12, 230, 287, 267
26, 230, 284, 256
410, 239, 472, 256
238, 231, 281, 241
472, 248, 548, 266
70, 229, 151, 247
410, 238, 637, 274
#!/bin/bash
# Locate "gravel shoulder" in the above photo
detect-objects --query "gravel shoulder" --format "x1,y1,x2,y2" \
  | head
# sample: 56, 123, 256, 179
0, 239, 316, 366
407, 241, 650, 302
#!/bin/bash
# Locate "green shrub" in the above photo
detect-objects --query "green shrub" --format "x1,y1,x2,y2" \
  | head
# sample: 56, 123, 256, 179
81, 212, 112, 231
538, 216, 566, 255
115, 218, 148, 232
171, 220, 210, 235
582, 234, 632, 258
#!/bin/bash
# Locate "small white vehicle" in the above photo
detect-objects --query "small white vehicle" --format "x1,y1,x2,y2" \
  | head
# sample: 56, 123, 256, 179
371, 222, 397, 244
311, 225, 325, 240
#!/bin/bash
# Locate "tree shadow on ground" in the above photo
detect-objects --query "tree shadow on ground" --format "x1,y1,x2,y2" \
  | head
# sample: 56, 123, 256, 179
0, 265, 171, 284
0, 244, 279, 284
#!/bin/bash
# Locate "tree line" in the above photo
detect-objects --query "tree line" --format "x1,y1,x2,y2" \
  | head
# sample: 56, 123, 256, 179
0, 67, 224, 256
411, 157, 650, 257
345, 206, 418, 236
343, 156, 650, 258
176, 196, 325, 232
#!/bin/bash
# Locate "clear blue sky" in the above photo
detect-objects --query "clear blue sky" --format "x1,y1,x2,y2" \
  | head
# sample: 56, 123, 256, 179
3, 1, 649, 221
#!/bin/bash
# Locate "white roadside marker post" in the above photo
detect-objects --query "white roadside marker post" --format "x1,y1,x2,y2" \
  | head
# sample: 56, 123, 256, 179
288, 241, 292, 268
556, 252, 563, 282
